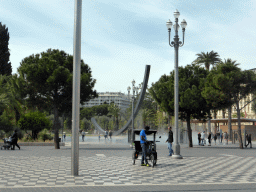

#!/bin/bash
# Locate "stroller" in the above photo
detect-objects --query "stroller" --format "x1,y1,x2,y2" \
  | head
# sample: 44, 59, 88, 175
1, 137, 12, 150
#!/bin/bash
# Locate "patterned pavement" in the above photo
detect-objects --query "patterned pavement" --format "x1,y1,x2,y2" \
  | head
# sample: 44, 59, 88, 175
1, 140, 256, 190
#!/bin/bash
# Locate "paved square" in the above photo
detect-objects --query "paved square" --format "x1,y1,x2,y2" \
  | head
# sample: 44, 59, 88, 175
1, 141, 256, 189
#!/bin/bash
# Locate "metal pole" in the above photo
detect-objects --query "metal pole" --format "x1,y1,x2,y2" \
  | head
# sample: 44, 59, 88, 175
173, 18, 182, 159
132, 93, 134, 143
71, 0, 82, 176
208, 118, 211, 134
62, 113, 64, 142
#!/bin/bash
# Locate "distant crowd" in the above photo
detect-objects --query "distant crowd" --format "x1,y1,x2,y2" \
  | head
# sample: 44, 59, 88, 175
197, 131, 252, 147
98, 130, 113, 141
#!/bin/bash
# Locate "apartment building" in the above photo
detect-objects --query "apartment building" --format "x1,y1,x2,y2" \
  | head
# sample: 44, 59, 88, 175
82, 92, 131, 111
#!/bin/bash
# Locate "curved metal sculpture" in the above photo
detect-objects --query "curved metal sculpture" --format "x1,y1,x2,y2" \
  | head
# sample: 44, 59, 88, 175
91, 65, 151, 136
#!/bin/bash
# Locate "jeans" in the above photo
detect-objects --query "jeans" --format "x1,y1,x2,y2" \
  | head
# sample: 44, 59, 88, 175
141, 143, 148, 164
168, 143, 173, 156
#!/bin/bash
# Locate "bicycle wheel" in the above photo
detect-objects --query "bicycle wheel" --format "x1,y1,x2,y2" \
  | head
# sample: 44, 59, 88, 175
150, 154, 156, 168
132, 152, 136, 165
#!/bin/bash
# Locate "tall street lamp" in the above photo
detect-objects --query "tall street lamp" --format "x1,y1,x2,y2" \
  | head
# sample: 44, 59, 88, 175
127, 86, 131, 100
127, 80, 140, 144
71, 0, 82, 176
166, 9, 187, 159
131, 79, 136, 144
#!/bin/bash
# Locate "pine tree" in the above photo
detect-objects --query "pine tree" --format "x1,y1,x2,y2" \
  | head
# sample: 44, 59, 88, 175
0, 22, 12, 75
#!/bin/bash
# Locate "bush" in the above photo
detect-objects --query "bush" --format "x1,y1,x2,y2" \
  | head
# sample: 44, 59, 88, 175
0, 130, 5, 139
21, 134, 34, 142
18, 111, 51, 140
38, 129, 53, 142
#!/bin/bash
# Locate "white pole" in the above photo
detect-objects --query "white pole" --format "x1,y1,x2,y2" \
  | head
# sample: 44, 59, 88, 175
71, 0, 82, 176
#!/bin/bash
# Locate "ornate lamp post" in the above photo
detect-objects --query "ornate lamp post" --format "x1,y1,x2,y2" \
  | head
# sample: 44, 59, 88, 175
127, 80, 140, 144
166, 9, 187, 159
131, 79, 136, 144
127, 86, 131, 100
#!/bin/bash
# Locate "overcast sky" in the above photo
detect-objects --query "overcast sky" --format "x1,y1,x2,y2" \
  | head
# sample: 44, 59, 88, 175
2, 0, 256, 93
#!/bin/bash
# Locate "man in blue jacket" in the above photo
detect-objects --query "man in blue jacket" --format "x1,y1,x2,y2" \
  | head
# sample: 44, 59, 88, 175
140, 126, 150, 166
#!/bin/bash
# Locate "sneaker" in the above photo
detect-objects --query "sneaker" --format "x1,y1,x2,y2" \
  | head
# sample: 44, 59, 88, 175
146, 164, 150, 167
141, 164, 146, 166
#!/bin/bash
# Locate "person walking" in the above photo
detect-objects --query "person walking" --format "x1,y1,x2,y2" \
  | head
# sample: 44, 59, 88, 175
109, 130, 112, 140
220, 133, 223, 143
104, 130, 108, 140
246, 134, 252, 148
224, 132, 228, 145
198, 132, 201, 145
223, 132, 227, 145
214, 134, 217, 145
63, 132, 66, 142
201, 131, 205, 146
81, 130, 85, 142
140, 126, 150, 166
11, 130, 20, 150
208, 132, 212, 146
166, 126, 173, 156
245, 134, 248, 147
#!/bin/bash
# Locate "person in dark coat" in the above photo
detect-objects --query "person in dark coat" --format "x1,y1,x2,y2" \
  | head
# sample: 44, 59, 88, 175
11, 130, 20, 150
245, 134, 248, 147
208, 132, 211, 146
166, 126, 173, 156
198, 132, 201, 145
246, 134, 252, 148
214, 134, 217, 145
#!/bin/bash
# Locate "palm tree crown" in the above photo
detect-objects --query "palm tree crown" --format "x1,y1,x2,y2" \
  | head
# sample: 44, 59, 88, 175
193, 50, 221, 70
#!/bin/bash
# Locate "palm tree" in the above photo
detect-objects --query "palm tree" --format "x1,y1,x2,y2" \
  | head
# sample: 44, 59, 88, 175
193, 50, 221, 71
0, 76, 10, 111
0, 75, 20, 133
6, 74, 25, 123
193, 51, 221, 134
219, 58, 240, 141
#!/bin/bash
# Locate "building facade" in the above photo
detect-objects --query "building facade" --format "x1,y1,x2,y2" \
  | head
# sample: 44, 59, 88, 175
83, 92, 131, 112
213, 68, 256, 120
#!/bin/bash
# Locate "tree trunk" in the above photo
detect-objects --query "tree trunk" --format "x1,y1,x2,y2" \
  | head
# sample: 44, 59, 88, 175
54, 104, 60, 149
236, 100, 243, 149
186, 115, 193, 147
228, 106, 232, 141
